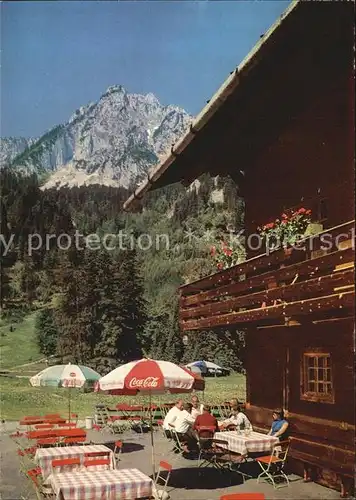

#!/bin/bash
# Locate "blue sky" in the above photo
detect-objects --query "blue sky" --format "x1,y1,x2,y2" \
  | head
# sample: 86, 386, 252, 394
1, 1, 290, 137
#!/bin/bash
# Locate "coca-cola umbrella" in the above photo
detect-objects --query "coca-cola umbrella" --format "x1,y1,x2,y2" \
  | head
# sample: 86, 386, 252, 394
97, 358, 205, 474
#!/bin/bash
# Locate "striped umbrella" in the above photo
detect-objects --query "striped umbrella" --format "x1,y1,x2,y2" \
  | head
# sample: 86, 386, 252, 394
30, 363, 101, 420
98, 358, 205, 475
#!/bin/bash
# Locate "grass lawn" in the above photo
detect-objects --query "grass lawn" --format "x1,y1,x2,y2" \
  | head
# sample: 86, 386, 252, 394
0, 312, 42, 371
0, 374, 246, 421
0, 313, 246, 420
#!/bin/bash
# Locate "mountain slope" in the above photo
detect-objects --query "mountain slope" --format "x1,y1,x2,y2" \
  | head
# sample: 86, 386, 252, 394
0, 137, 34, 168
7, 85, 191, 188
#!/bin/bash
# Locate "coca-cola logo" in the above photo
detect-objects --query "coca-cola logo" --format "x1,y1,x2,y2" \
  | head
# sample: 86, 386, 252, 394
128, 376, 160, 389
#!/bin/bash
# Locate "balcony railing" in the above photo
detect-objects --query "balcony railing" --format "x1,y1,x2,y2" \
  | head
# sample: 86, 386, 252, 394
179, 220, 355, 331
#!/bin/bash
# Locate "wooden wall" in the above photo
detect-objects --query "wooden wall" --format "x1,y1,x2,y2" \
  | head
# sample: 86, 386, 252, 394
245, 317, 355, 484
244, 70, 354, 237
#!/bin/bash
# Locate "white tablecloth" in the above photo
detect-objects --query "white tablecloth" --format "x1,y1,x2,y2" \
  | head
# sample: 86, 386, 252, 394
214, 430, 278, 456
35, 444, 114, 480
48, 468, 153, 500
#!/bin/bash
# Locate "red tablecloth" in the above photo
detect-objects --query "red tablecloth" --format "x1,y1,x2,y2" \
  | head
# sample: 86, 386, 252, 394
48, 468, 153, 500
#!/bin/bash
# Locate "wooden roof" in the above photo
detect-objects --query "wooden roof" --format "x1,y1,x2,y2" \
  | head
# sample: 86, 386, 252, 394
124, 1, 354, 210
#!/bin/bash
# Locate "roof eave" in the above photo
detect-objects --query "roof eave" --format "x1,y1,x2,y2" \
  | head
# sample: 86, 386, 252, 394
123, 0, 300, 211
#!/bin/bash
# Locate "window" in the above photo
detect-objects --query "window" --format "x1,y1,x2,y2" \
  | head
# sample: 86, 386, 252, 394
301, 352, 334, 403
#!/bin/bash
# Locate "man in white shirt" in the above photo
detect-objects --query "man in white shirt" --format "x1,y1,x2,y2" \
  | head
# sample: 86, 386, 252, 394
191, 395, 203, 419
172, 402, 197, 451
219, 399, 252, 430
163, 399, 183, 437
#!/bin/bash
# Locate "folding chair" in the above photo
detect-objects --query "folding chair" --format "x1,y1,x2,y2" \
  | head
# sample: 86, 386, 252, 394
170, 427, 187, 454
220, 494, 266, 500
57, 422, 77, 428
198, 437, 229, 471
114, 440, 123, 466
83, 457, 111, 469
26, 467, 54, 499
18, 447, 38, 476
197, 429, 215, 468
61, 436, 86, 446
34, 424, 54, 430
71, 413, 78, 424
256, 439, 290, 489
51, 458, 81, 474
36, 437, 59, 447
153, 461, 172, 499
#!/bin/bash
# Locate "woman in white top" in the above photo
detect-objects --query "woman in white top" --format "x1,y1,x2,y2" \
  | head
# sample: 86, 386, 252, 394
219, 400, 252, 430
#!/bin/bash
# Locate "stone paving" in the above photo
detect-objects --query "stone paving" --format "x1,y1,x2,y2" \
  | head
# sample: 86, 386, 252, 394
0, 422, 342, 500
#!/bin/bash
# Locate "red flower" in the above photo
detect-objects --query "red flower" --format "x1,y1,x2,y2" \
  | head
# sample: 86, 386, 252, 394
298, 207, 306, 214
225, 248, 232, 256
282, 213, 288, 219
210, 246, 216, 256
281, 219, 287, 224
217, 262, 223, 270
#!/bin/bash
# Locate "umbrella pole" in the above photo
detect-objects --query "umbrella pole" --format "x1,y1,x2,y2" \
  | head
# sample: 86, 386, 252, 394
68, 387, 71, 422
149, 391, 155, 478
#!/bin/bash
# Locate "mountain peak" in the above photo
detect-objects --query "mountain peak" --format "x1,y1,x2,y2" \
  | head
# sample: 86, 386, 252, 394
4, 85, 192, 189
104, 84, 126, 96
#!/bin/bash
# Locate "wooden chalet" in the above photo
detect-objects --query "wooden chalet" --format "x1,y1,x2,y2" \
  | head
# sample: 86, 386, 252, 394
124, 1, 355, 495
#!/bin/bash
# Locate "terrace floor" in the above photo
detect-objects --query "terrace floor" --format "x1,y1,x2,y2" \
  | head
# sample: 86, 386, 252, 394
0, 422, 342, 500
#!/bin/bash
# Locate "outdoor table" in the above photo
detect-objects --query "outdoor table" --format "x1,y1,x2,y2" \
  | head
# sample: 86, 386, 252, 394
213, 430, 279, 456
35, 444, 114, 480
47, 468, 153, 500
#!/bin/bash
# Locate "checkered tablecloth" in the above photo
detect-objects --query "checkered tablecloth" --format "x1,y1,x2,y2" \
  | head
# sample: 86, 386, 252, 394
213, 430, 278, 456
48, 468, 153, 500
35, 445, 114, 480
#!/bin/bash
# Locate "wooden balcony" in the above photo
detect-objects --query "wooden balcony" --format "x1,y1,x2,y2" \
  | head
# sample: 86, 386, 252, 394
179, 221, 355, 331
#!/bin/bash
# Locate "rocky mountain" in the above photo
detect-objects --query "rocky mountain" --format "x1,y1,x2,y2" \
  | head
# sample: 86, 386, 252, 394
4, 85, 191, 189
0, 137, 35, 168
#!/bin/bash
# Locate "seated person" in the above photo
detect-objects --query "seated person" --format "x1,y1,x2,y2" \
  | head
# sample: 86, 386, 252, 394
173, 402, 197, 451
191, 395, 203, 419
162, 399, 183, 438
194, 404, 218, 432
219, 398, 252, 430
268, 409, 289, 441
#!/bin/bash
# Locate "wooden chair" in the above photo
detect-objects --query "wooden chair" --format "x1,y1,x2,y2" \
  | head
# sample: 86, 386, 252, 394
169, 426, 187, 454
153, 461, 172, 499
57, 422, 77, 428
36, 437, 59, 447
256, 439, 290, 489
83, 457, 111, 469
27, 467, 54, 499
198, 437, 228, 470
61, 436, 86, 446
197, 428, 215, 468
114, 440, 123, 466
52, 457, 81, 474
34, 424, 54, 430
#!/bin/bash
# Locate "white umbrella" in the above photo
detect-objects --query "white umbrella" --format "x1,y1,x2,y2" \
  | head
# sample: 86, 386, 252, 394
30, 363, 101, 420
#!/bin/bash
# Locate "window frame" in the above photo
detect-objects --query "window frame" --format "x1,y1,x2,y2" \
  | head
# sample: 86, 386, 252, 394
300, 350, 334, 404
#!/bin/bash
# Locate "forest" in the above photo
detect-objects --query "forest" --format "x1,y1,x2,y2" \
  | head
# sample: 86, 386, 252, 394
0, 168, 246, 374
